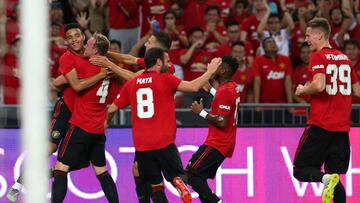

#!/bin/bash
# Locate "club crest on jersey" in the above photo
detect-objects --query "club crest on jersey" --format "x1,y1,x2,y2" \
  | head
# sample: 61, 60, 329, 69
52, 130, 60, 139
202, 56, 209, 63
279, 63, 285, 69
241, 75, 247, 81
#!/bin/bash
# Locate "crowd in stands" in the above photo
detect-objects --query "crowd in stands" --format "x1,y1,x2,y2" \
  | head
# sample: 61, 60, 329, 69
1, 0, 360, 108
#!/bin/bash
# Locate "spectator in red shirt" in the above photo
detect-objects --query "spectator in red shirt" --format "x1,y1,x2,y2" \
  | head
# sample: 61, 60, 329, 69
293, 43, 311, 103
227, 0, 250, 25
257, 0, 295, 56
343, 39, 360, 103
203, 5, 228, 52
162, 10, 189, 55
253, 37, 293, 106
240, 0, 269, 54
2, 36, 20, 104
139, 0, 172, 37
231, 41, 254, 102
169, 2, 186, 29
5, 2, 19, 45
183, 0, 216, 31
215, 21, 254, 66
108, 0, 140, 54
178, 27, 214, 108
291, 3, 313, 64
328, 7, 352, 49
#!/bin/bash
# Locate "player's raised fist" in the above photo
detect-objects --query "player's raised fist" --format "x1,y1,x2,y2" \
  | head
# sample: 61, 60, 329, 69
295, 84, 305, 96
190, 98, 204, 114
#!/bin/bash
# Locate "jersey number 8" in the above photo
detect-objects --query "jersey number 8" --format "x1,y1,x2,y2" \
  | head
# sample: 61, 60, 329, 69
136, 88, 155, 118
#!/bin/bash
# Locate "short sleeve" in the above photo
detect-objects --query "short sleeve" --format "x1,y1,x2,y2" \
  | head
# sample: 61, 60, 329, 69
165, 74, 181, 92
351, 64, 359, 84
252, 56, 261, 77
136, 58, 145, 68
58, 53, 75, 75
309, 52, 326, 76
214, 88, 235, 116
113, 81, 130, 109
284, 57, 293, 76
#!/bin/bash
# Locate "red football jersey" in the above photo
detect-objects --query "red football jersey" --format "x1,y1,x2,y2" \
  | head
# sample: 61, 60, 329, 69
205, 81, 241, 157
215, 42, 254, 58
252, 55, 293, 103
108, 0, 139, 29
177, 48, 213, 81
114, 71, 181, 151
307, 47, 358, 132
232, 66, 253, 102
352, 60, 360, 103
139, 0, 172, 36
70, 57, 121, 134
136, 57, 175, 74
58, 50, 78, 112
240, 15, 260, 55
293, 64, 310, 102
3, 52, 20, 104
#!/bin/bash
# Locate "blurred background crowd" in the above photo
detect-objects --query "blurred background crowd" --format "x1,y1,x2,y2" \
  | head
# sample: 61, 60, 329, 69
1, 0, 360, 109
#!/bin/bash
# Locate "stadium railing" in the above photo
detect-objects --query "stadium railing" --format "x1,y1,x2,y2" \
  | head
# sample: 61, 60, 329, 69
2, 104, 359, 128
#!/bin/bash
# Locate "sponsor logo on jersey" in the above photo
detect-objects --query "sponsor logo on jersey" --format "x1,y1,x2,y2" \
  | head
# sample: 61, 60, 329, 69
236, 84, 245, 92
267, 70, 285, 80
219, 105, 230, 110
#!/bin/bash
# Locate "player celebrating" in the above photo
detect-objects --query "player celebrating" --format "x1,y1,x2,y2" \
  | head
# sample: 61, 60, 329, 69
90, 32, 174, 203
107, 48, 222, 203
51, 33, 120, 203
293, 18, 360, 203
6, 23, 107, 203
186, 56, 240, 203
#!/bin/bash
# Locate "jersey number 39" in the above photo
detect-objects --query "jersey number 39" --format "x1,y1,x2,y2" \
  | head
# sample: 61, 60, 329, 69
326, 64, 351, 95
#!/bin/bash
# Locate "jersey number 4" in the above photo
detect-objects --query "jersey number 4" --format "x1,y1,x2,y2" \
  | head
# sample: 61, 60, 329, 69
96, 79, 110, 103
136, 88, 154, 118
326, 64, 351, 95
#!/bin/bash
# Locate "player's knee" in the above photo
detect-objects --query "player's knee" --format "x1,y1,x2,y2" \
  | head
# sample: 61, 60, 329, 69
133, 161, 139, 176
151, 182, 165, 193
54, 161, 70, 172
93, 165, 108, 176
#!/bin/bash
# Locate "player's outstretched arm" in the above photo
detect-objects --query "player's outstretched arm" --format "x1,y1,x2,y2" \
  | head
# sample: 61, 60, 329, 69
64, 68, 108, 92
90, 55, 140, 80
53, 75, 68, 88
106, 51, 138, 65
191, 99, 228, 128
177, 57, 222, 92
